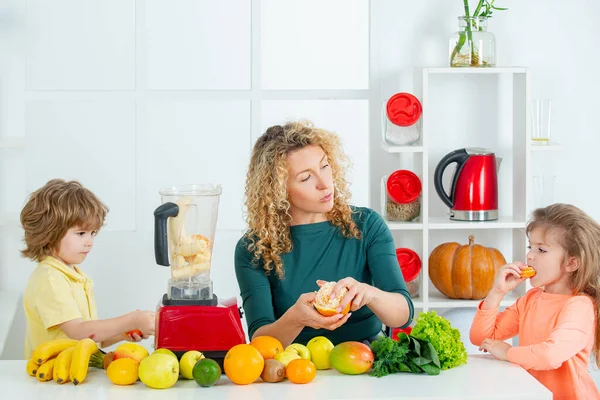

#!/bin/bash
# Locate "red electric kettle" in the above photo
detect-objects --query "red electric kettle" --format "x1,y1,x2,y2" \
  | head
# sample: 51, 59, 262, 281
434, 148, 500, 221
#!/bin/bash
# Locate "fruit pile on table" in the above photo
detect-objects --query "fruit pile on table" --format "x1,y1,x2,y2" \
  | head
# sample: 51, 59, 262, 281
24, 335, 375, 388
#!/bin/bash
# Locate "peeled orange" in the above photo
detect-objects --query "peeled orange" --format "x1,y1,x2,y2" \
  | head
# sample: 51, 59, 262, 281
313, 281, 351, 316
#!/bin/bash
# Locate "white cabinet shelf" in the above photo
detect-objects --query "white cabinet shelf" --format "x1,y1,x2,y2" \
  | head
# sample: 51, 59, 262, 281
424, 67, 528, 75
428, 217, 526, 230
530, 142, 562, 152
381, 142, 424, 153
382, 67, 532, 312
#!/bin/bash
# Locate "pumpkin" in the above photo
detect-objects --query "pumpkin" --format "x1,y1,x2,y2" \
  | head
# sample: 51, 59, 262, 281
428, 235, 506, 300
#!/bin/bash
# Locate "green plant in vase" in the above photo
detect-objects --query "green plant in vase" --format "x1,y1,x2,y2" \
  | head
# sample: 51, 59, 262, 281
450, 0, 507, 67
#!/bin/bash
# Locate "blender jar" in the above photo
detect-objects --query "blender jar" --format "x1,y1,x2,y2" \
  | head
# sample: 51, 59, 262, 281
154, 184, 221, 301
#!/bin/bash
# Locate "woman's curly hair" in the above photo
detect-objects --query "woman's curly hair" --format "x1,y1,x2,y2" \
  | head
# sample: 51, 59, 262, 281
244, 120, 361, 278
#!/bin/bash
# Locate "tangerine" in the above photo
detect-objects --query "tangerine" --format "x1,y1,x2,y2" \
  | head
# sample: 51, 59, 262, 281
106, 358, 139, 385
224, 344, 264, 385
286, 359, 316, 384
249, 336, 284, 360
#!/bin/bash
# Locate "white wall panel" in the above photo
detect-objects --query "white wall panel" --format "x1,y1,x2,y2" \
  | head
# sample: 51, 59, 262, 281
260, 100, 370, 207
261, 0, 369, 90
138, 100, 251, 230
25, 100, 136, 231
144, 0, 251, 90
26, 0, 135, 90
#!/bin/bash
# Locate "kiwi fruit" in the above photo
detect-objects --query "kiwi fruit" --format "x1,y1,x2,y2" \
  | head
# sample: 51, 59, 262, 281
261, 359, 285, 383
103, 351, 114, 369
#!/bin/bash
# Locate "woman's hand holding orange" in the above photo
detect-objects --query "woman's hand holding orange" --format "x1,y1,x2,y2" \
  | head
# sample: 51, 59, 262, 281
292, 292, 351, 331
320, 277, 375, 313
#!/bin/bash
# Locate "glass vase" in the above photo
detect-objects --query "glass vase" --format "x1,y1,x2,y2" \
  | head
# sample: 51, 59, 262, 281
449, 16, 496, 67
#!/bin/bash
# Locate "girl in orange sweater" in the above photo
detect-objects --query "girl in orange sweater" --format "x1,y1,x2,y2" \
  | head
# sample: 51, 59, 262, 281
470, 204, 600, 400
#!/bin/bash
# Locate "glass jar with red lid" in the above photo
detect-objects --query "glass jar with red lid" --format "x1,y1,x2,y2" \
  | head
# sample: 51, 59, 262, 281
385, 170, 421, 222
382, 92, 422, 146
396, 247, 421, 298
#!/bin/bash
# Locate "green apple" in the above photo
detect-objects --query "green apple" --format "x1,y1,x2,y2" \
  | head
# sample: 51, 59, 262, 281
179, 350, 205, 379
274, 350, 301, 367
306, 336, 334, 370
285, 343, 311, 361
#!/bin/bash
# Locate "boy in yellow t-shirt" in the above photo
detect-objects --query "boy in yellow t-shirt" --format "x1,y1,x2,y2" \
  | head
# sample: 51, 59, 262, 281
21, 179, 155, 358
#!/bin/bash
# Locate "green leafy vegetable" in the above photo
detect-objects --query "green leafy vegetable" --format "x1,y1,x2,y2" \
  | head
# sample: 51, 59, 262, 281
369, 333, 441, 377
410, 311, 468, 370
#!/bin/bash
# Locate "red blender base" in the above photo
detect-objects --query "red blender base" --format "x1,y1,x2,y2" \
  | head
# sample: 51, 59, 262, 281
155, 295, 246, 362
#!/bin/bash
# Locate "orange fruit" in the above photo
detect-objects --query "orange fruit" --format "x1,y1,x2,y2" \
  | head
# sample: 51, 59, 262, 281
224, 344, 264, 385
249, 336, 284, 360
286, 359, 316, 384
106, 358, 139, 385
520, 266, 537, 278
313, 281, 351, 316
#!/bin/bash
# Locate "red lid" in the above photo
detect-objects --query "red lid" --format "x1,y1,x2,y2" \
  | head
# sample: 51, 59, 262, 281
386, 93, 422, 127
391, 326, 413, 341
396, 248, 422, 282
386, 170, 422, 204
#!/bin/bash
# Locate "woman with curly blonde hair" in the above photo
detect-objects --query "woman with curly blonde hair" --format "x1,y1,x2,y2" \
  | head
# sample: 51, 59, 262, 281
235, 121, 413, 347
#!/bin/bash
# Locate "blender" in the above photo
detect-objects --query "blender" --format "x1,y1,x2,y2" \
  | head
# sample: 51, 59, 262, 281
153, 184, 245, 361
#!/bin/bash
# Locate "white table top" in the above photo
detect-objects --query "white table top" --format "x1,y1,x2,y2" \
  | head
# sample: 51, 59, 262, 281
1, 354, 551, 399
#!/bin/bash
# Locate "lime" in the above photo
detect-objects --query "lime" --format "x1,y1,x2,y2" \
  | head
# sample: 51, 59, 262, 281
192, 358, 221, 387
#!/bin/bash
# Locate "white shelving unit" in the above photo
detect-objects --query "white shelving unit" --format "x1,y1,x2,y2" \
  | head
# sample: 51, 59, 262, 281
383, 67, 534, 312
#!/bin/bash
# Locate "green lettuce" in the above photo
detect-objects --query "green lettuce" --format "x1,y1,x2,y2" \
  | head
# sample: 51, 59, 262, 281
410, 311, 468, 370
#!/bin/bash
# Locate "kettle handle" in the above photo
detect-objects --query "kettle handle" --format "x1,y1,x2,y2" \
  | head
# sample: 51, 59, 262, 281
434, 148, 470, 209
154, 202, 180, 266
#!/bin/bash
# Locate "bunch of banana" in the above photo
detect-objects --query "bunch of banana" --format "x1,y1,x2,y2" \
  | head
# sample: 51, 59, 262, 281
26, 338, 105, 385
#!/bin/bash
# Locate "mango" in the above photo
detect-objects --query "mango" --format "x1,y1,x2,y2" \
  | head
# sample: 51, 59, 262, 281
329, 341, 374, 375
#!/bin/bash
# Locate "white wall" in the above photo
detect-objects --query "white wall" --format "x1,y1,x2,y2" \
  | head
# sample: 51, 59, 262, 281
1, 0, 599, 359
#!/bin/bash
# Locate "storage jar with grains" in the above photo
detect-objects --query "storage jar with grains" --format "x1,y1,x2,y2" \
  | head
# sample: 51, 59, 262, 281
386, 170, 421, 222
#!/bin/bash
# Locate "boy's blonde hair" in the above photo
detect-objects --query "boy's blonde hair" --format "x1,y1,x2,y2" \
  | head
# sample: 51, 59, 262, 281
526, 203, 600, 367
244, 120, 360, 279
20, 179, 109, 262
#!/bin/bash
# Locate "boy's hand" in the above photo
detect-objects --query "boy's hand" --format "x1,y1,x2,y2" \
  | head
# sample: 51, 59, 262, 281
125, 331, 144, 342
134, 310, 156, 337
